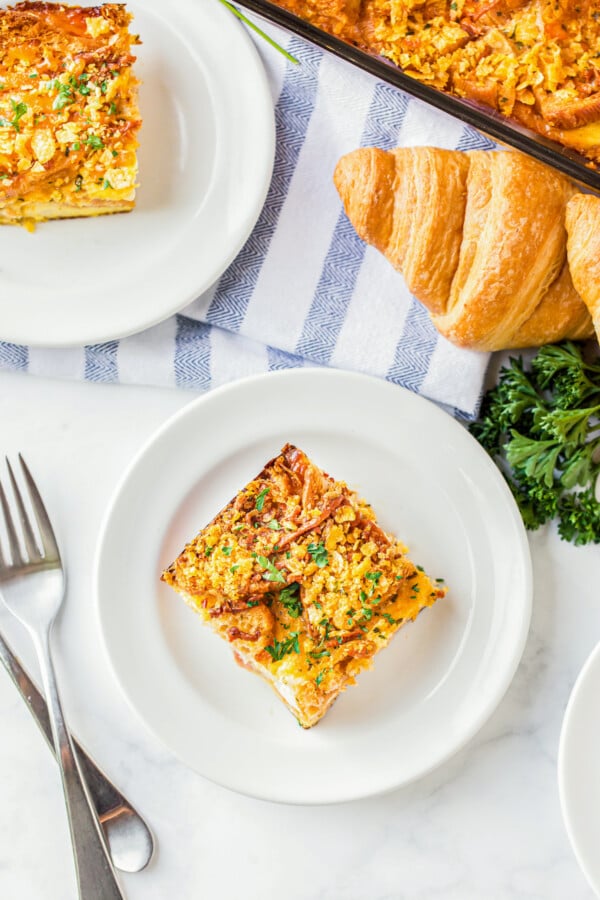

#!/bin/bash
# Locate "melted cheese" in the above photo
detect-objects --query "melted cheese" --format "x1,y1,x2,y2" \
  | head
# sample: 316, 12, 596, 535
274, 0, 600, 165
0, 2, 141, 226
163, 444, 446, 728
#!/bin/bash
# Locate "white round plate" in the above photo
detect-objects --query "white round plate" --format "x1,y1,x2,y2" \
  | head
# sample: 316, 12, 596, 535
0, 0, 274, 346
96, 370, 532, 804
559, 641, 600, 897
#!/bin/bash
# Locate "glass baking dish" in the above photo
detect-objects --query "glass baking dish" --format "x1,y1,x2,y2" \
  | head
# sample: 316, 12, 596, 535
233, 0, 600, 194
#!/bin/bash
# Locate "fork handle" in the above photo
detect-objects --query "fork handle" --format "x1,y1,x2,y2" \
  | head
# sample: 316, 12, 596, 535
33, 630, 126, 900
0, 631, 153, 873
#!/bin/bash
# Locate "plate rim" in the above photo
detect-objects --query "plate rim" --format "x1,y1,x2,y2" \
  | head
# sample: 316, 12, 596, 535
94, 368, 533, 804
558, 638, 600, 897
0, 0, 275, 348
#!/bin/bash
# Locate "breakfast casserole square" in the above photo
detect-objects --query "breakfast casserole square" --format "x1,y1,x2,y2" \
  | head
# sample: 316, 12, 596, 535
162, 444, 446, 728
0, 2, 141, 227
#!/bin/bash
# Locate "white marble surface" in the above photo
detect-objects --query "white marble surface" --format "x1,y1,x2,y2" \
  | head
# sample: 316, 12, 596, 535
0, 369, 598, 900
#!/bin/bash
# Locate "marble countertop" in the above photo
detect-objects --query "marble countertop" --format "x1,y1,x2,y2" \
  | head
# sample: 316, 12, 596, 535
0, 369, 598, 900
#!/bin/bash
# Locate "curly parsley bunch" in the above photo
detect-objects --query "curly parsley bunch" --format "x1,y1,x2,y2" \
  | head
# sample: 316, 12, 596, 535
470, 342, 600, 545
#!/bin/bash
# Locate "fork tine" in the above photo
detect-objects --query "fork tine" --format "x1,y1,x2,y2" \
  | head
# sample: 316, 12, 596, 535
0, 475, 23, 566
18, 455, 60, 562
6, 459, 40, 562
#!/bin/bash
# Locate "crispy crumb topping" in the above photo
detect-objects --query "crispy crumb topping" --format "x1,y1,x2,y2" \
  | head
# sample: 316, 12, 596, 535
0, 2, 141, 223
273, 0, 600, 164
163, 444, 446, 728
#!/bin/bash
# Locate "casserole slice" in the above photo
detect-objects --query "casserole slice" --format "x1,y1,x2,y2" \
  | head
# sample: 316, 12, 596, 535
162, 444, 446, 728
0, 2, 141, 227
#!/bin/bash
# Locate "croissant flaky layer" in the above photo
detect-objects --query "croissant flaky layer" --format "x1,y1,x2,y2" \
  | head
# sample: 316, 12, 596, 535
566, 195, 600, 346
334, 147, 595, 352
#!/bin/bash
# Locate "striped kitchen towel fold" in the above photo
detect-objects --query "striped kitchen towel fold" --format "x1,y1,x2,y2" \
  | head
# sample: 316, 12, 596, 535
0, 13, 493, 417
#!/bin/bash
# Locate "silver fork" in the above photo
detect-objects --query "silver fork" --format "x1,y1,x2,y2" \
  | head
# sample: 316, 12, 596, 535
0, 456, 125, 899
0, 629, 154, 873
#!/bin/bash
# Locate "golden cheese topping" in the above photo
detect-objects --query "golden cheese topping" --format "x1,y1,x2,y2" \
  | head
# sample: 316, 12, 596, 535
0, 2, 141, 226
274, 0, 600, 165
162, 444, 446, 728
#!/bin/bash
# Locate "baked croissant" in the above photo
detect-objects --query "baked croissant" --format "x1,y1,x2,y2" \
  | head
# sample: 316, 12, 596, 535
333, 147, 595, 351
565, 195, 600, 345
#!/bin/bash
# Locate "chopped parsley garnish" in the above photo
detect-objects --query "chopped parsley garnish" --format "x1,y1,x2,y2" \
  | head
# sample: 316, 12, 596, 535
265, 631, 300, 662
315, 670, 329, 687
221, 546, 232, 556
72, 75, 91, 96
74, 174, 83, 192
204, 545, 214, 557
267, 519, 281, 531
254, 553, 286, 583
2, 100, 28, 131
230, 564, 240, 573
108, 101, 118, 115
84, 134, 104, 150
101, 80, 108, 94
365, 571, 382, 584
316, 619, 332, 646
50, 81, 73, 110
102, 179, 112, 190
255, 487, 270, 511
278, 582, 302, 618
72, 141, 80, 151
307, 541, 329, 567
382, 612, 400, 626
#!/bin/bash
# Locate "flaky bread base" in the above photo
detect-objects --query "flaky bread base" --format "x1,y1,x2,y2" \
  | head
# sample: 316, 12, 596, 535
232, 646, 340, 729
0, 201, 134, 224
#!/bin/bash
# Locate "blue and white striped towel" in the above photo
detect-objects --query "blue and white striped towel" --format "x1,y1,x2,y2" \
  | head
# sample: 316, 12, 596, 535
0, 15, 494, 417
